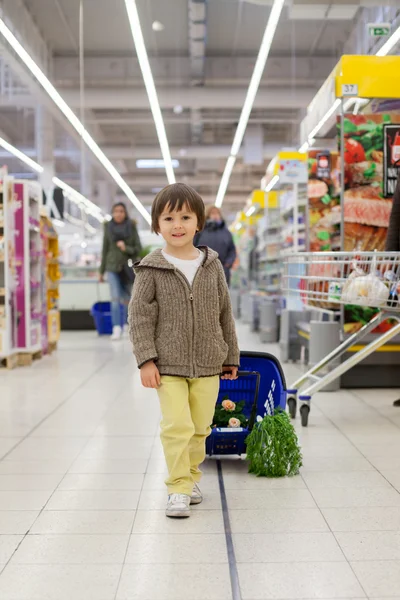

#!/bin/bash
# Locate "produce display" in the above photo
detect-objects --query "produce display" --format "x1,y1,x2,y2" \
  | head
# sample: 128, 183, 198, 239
307, 151, 341, 252
338, 114, 400, 252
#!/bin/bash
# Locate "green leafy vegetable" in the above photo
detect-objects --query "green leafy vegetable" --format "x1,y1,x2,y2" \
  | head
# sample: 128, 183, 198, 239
321, 194, 331, 205
363, 163, 376, 178
246, 410, 303, 478
344, 118, 358, 134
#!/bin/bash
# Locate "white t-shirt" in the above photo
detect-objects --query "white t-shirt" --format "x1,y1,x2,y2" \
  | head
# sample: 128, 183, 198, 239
162, 249, 204, 286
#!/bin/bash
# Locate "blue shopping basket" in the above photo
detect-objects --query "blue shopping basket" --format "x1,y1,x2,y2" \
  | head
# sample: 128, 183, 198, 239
90, 302, 125, 335
206, 351, 286, 456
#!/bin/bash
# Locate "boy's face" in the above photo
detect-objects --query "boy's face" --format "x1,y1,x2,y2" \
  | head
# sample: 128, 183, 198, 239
158, 202, 198, 247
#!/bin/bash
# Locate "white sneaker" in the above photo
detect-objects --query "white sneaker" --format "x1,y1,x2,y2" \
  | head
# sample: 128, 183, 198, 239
166, 494, 191, 518
110, 325, 122, 341
191, 483, 203, 505
122, 324, 129, 338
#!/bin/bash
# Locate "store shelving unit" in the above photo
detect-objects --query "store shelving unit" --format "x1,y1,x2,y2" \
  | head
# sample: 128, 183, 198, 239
13, 180, 43, 356
280, 184, 308, 256
40, 213, 61, 353
0, 170, 18, 366
256, 191, 282, 295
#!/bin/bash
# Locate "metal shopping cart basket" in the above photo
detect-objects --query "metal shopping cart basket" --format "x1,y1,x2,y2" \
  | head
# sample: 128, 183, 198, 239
282, 251, 400, 427
206, 351, 287, 456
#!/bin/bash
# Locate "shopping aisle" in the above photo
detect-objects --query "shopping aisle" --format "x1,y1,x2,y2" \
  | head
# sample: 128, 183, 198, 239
0, 327, 399, 599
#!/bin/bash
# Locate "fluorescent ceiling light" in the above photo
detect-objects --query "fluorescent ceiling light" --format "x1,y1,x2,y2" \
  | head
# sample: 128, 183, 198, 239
216, 0, 286, 206
215, 155, 236, 208
265, 174, 280, 192
124, 1, 175, 185
136, 159, 180, 169
246, 206, 256, 217
308, 99, 341, 140
376, 24, 400, 56
298, 141, 309, 153
0, 17, 150, 225
52, 218, 65, 228
0, 137, 43, 173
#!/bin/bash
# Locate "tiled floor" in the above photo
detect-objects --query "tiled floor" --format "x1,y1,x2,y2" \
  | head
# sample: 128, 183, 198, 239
0, 323, 399, 599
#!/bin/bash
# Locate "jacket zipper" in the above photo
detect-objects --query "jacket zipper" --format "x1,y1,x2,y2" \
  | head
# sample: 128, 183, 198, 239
174, 266, 202, 378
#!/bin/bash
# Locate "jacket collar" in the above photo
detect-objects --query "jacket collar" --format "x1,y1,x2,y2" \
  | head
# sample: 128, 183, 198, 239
135, 246, 219, 270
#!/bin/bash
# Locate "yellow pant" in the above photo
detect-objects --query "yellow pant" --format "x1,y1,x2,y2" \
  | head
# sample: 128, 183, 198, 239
157, 375, 220, 495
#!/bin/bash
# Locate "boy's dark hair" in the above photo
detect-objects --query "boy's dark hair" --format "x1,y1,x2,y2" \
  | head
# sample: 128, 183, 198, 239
151, 183, 206, 233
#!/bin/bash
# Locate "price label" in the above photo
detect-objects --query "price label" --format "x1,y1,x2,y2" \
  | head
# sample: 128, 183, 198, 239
342, 84, 358, 97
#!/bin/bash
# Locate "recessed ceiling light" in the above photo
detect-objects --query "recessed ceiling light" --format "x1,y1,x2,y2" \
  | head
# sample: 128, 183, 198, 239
173, 105, 183, 114
137, 159, 180, 169
152, 21, 165, 32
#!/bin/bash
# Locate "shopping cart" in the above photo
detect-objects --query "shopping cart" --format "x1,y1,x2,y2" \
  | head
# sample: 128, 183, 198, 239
206, 351, 286, 456
282, 251, 400, 426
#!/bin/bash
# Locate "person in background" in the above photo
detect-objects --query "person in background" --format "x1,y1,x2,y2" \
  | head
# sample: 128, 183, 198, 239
129, 183, 239, 518
99, 202, 141, 340
194, 205, 236, 285
385, 175, 400, 406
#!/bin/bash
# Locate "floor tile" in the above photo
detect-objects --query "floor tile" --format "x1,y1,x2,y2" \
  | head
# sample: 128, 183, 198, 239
321, 506, 400, 531
0, 460, 72, 474
57, 473, 144, 491
0, 511, 39, 534
132, 509, 224, 534
0, 474, 63, 491
300, 456, 374, 472
46, 490, 140, 511
336, 531, 400, 561
237, 562, 365, 599
4, 438, 88, 462
351, 561, 400, 597
0, 439, 22, 459
0, 491, 52, 511
230, 508, 329, 533
78, 437, 154, 460
225, 488, 316, 510
30, 510, 135, 534
125, 533, 227, 563
68, 458, 148, 474
381, 470, 400, 491
311, 486, 400, 508
234, 532, 345, 562
10, 534, 128, 564
302, 471, 391, 490
0, 564, 121, 599
222, 472, 306, 489
0, 536, 23, 563
116, 563, 232, 599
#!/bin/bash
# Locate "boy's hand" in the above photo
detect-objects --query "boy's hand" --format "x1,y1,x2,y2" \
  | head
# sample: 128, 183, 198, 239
140, 361, 161, 388
221, 366, 238, 380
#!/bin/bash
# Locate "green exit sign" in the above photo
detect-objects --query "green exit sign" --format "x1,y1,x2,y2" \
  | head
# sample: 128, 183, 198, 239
368, 23, 391, 37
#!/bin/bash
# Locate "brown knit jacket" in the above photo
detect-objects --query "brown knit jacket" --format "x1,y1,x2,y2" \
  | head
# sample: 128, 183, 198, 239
128, 247, 240, 378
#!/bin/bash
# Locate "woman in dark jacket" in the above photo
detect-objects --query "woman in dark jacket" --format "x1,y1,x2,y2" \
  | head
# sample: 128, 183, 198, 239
99, 202, 141, 340
194, 206, 236, 285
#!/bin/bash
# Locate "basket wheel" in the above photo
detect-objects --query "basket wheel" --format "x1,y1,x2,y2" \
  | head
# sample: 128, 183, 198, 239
300, 404, 310, 427
287, 397, 297, 419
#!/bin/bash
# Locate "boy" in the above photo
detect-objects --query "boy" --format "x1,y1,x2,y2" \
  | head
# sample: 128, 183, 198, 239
128, 182, 239, 518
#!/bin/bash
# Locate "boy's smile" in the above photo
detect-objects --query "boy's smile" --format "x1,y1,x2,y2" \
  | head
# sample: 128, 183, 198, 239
158, 202, 199, 257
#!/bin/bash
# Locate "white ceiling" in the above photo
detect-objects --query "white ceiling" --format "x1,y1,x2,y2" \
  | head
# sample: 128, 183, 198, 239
0, 0, 398, 224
